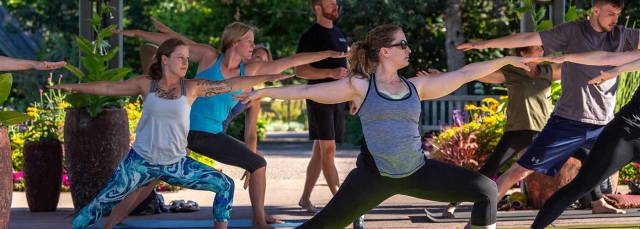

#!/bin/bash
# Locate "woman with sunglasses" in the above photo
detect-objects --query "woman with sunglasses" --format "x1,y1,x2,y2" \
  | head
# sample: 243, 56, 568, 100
234, 24, 538, 229
111, 17, 344, 229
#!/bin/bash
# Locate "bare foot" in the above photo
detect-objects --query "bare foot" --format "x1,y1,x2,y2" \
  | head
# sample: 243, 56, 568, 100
592, 200, 625, 214
265, 214, 284, 224
298, 198, 317, 213
442, 204, 456, 219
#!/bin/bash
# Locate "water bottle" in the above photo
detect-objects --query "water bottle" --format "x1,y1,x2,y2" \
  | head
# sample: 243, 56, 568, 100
352, 215, 364, 229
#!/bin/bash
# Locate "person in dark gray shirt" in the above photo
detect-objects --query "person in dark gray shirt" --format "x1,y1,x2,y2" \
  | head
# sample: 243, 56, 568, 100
530, 48, 640, 228
457, 0, 638, 217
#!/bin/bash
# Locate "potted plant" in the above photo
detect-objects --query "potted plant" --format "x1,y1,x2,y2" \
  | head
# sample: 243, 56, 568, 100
62, 3, 132, 211
21, 73, 68, 212
0, 73, 35, 228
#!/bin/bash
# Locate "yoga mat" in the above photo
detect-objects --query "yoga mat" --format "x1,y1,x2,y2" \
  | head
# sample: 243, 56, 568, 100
501, 223, 640, 229
95, 219, 305, 228
424, 208, 640, 223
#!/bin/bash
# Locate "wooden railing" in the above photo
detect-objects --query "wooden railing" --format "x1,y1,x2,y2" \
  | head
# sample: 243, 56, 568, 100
422, 95, 500, 133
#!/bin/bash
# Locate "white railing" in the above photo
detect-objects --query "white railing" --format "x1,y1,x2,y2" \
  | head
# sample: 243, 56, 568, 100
422, 95, 500, 133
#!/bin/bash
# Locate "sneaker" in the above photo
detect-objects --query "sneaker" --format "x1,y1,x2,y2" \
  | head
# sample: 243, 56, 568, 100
352, 215, 364, 229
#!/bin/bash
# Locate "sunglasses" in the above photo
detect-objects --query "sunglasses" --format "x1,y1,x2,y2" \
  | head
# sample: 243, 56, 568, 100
389, 40, 408, 50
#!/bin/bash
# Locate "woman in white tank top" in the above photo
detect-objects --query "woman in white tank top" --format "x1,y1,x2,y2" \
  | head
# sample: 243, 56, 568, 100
49, 38, 291, 229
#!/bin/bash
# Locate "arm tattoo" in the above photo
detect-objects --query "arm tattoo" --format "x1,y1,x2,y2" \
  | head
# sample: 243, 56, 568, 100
196, 79, 233, 97
154, 86, 179, 100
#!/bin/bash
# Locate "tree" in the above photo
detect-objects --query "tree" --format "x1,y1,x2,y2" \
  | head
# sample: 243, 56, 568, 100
445, 0, 465, 94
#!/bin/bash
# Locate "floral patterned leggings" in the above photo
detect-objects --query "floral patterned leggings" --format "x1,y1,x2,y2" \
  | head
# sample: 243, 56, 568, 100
70, 149, 234, 229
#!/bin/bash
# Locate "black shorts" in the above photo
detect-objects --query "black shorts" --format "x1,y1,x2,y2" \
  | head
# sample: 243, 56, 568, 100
306, 99, 346, 143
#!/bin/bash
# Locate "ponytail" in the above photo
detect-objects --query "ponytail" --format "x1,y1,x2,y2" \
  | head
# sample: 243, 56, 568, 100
347, 41, 375, 80
148, 62, 163, 80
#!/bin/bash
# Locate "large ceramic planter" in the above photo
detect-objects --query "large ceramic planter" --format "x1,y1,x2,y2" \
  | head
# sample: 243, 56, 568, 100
0, 127, 11, 229
524, 158, 619, 209
64, 108, 129, 211
23, 140, 63, 212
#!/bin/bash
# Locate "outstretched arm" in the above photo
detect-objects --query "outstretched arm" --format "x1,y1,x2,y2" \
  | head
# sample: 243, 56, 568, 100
0, 56, 66, 71
47, 75, 146, 96
476, 71, 506, 84
548, 50, 640, 67
111, 29, 218, 64
410, 56, 537, 100
457, 32, 542, 51
425, 68, 506, 84
150, 16, 197, 45
189, 74, 293, 98
247, 51, 346, 75
294, 65, 347, 80
234, 77, 356, 105
589, 58, 640, 86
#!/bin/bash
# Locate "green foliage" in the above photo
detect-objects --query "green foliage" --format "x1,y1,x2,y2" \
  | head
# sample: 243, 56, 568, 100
65, 3, 132, 117
0, 73, 31, 126
21, 75, 68, 142
619, 162, 640, 185
430, 98, 506, 171
226, 111, 267, 142
344, 114, 363, 146
1, 0, 80, 111
270, 100, 304, 127
615, 71, 640, 113
550, 81, 562, 106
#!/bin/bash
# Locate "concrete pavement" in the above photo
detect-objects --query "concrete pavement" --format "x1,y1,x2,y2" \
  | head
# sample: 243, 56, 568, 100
9, 132, 640, 228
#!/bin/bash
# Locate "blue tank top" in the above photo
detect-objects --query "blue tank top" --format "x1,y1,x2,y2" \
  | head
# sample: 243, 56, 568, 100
190, 53, 246, 134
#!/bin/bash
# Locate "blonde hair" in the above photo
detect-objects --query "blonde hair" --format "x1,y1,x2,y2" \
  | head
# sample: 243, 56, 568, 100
348, 24, 403, 79
221, 22, 258, 53
253, 45, 273, 61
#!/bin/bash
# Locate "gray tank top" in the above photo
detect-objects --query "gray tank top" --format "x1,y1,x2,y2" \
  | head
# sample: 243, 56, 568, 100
357, 74, 425, 178
132, 78, 191, 165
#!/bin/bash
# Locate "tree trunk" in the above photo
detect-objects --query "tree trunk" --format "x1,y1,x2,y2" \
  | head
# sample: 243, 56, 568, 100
445, 0, 466, 94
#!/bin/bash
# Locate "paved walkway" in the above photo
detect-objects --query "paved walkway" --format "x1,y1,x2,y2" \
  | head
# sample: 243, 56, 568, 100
9, 132, 640, 228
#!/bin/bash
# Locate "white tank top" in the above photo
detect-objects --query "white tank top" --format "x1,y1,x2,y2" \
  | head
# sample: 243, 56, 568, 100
132, 78, 191, 165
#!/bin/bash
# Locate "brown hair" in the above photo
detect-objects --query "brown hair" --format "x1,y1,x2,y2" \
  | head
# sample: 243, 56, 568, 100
253, 45, 273, 61
310, 0, 322, 14
148, 38, 187, 80
512, 46, 535, 57
347, 24, 403, 79
221, 22, 258, 53
593, 0, 624, 9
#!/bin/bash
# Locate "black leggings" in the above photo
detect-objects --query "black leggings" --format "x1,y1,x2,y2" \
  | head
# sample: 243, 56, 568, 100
296, 159, 498, 228
531, 117, 640, 229
187, 130, 267, 173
